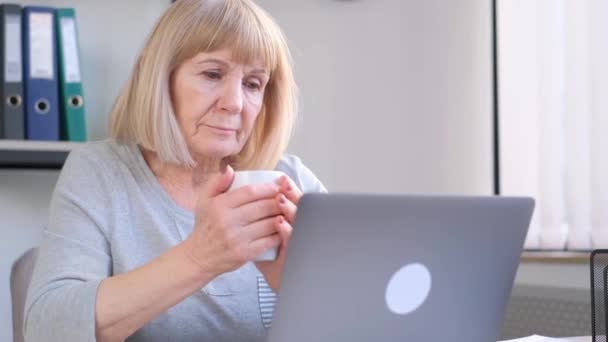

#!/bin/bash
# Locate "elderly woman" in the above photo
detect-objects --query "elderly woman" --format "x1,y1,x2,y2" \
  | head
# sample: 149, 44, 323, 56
23, 0, 325, 341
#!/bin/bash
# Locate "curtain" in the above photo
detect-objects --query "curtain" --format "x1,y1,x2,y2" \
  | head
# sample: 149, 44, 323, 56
498, 0, 608, 250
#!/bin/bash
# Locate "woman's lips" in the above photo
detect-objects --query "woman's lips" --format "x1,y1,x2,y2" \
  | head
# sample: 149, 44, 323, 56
203, 124, 237, 133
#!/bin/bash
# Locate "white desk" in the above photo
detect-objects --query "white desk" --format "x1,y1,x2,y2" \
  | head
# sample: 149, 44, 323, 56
500, 336, 591, 342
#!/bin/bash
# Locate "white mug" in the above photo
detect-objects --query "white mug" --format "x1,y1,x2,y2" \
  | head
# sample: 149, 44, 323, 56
228, 170, 286, 261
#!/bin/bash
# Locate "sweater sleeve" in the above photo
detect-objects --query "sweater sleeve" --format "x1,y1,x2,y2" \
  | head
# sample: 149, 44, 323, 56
24, 146, 115, 342
275, 154, 327, 194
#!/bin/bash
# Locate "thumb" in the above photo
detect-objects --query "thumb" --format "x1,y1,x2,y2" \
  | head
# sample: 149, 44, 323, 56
205, 164, 235, 198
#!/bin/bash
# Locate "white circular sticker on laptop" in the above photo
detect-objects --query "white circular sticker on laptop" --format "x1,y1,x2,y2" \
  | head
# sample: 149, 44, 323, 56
385, 263, 432, 315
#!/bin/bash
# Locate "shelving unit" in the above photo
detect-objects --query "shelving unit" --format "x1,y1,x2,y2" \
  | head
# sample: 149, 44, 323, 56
0, 140, 82, 168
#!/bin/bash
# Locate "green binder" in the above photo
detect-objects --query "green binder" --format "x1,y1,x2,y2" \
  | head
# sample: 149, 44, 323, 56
55, 8, 86, 141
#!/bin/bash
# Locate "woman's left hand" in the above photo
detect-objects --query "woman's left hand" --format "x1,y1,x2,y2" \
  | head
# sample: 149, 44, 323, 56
255, 174, 302, 291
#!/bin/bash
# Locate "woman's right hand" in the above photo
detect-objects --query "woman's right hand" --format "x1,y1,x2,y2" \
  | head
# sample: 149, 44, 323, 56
182, 165, 284, 278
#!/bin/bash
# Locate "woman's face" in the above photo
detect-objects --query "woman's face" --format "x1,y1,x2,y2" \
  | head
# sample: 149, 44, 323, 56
171, 49, 269, 161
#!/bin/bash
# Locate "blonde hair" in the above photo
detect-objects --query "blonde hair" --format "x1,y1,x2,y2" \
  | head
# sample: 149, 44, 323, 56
109, 0, 297, 170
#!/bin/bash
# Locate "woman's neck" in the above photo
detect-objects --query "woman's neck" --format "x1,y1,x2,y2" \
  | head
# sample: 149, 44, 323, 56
141, 147, 225, 211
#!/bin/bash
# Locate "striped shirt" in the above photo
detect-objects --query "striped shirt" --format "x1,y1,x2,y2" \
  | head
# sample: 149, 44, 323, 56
257, 276, 276, 328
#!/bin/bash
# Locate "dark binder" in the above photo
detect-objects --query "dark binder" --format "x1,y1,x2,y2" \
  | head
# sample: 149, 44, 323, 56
22, 6, 59, 141
0, 4, 24, 139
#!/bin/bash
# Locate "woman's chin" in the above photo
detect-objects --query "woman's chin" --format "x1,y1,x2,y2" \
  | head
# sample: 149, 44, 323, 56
190, 144, 239, 161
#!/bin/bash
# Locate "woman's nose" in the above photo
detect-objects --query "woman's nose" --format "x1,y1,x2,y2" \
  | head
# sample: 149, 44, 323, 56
217, 79, 243, 114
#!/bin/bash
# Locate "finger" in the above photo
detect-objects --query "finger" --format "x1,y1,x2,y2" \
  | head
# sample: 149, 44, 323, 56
275, 215, 293, 248
241, 216, 280, 241
248, 233, 282, 260
277, 193, 297, 223
225, 183, 279, 208
276, 175, 303, 205
272, 217, 293, 262
236, 198, 282, 225
201, 165, 235, 198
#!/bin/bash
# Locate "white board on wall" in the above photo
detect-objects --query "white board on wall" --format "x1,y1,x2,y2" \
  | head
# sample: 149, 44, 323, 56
256, 0, 494, 195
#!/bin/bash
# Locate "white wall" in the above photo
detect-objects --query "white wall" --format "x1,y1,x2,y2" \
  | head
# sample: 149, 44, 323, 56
0, 1, 169, 341
0, 170, 58, 342
1, 1, 495, 341
259, 0, 494, 194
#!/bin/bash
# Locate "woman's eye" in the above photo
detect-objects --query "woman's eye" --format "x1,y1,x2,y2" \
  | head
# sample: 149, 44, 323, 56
202, 71, 222, 80
244, 81, 262, 91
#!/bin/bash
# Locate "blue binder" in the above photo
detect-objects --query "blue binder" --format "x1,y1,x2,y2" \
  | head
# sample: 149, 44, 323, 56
22, 7, 59, 141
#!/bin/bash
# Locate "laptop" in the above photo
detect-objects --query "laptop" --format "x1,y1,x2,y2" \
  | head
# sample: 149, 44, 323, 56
267, 193, 534, 342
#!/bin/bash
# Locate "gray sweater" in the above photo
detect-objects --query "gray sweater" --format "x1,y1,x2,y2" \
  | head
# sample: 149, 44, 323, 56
24, 140, 326, 342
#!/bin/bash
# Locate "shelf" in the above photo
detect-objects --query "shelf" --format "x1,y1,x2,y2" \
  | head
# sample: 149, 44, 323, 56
0, 140, 83, 169
521, 251, 590, 264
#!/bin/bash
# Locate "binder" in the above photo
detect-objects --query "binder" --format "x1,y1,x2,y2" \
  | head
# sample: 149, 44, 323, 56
0, 4, 24, 139
55, 8, 85, 141
22, 6, 59, 141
